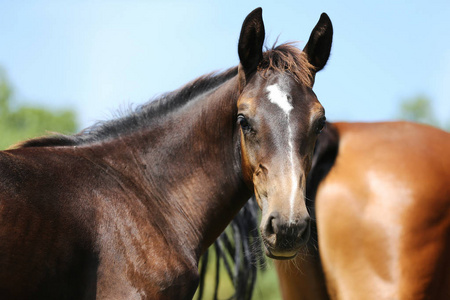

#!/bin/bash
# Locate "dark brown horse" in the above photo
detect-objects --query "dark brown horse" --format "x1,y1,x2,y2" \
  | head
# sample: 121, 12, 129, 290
274, 121, 450, 300
0, 8, 332, 299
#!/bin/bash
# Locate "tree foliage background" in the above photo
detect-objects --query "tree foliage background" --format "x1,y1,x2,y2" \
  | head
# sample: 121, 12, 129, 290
397, 95, 449, 131
0, 69, 77, 150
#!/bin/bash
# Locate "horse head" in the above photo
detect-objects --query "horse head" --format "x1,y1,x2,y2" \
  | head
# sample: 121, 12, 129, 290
237, 8, 332, 259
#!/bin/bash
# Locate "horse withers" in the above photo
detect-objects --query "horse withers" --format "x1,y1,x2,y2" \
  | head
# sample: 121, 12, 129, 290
0, 8, 332, 299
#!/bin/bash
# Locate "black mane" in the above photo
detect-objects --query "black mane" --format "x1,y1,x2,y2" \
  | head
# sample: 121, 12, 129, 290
18, 67, 238, 148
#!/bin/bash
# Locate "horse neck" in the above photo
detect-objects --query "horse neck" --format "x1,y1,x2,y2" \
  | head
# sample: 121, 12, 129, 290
95, 76, 252, 259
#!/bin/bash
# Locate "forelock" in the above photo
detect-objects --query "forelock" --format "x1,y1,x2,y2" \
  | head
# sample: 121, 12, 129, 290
258, 43, 314, 87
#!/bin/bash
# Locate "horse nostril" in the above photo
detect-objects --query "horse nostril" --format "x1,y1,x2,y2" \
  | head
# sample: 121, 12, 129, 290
296, 217, 311, 241
263, 213, 312, 250
264, 211, 280, 236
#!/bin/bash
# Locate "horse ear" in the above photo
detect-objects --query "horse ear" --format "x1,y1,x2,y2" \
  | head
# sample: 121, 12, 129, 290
303, 13, 333, 73
238, 7, 265, 91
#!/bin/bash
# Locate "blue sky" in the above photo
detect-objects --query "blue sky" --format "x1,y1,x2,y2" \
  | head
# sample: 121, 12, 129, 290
1, 0, 449, 129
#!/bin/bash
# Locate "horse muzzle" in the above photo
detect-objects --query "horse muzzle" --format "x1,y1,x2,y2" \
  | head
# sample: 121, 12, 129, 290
260, 211, 311, 260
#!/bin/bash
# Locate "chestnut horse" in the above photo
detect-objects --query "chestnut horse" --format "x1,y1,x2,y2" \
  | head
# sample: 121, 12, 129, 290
0, 8, 333, 299
275, 121, 450, 300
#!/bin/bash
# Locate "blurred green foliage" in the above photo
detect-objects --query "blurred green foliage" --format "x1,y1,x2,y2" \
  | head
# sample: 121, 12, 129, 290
0, 69, 77, 150
398, 96, 449, 131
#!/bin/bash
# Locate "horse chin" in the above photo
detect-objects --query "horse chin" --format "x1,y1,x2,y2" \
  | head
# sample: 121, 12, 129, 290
264, 246, 298, 260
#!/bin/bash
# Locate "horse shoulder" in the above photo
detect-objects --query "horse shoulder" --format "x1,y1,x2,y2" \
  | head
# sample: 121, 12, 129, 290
94, 194, 200, 300
96, 232, 199, 299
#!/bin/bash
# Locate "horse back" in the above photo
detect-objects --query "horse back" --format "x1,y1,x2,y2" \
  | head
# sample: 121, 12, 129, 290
316, 122, 450, 299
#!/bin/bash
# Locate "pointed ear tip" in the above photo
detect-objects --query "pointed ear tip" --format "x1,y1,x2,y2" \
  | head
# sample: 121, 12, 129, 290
320, 13, 332, 23
242, 8, 263, 26
247, 7, 262, 18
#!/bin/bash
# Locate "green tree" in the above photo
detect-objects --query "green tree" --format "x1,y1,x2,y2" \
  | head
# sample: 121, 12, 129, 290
0, 69, 78, 150
397, 96, 440, 127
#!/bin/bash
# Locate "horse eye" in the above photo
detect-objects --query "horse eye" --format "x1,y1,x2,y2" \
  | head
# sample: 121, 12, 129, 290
315, 116, 326, 134
237, 115, 251, 131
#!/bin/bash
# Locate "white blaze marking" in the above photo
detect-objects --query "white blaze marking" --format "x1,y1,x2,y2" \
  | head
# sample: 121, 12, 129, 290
266, 84, 293, 114
267, 84, 299, 222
